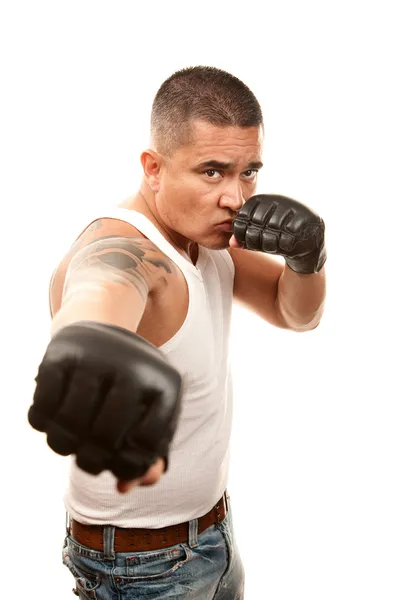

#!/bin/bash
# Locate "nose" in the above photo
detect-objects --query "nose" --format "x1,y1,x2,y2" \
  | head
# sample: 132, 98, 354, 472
219, 181, 244, 212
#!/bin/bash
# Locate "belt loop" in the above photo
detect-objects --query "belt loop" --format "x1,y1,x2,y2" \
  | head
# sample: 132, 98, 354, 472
103, 526, 116, 560
188, 518, 199, 549
214, 499, 223, 525
215, 490, 228, 525
65, 512, 70, 536
224, 490, 229, 513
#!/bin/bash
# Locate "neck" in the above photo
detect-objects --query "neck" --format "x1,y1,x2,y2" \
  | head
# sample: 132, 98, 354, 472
119, 181, 199, 265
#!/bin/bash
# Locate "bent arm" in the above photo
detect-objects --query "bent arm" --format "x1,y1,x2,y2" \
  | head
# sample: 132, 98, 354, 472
230, 247, 326, 332
51, 235, 171, 336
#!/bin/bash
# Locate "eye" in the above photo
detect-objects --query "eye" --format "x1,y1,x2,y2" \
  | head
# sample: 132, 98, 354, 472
204, 169, 223, 179
242, 169, 258, 180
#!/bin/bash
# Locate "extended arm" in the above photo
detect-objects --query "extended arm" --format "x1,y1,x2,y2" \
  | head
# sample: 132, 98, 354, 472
29, 230, 181, 492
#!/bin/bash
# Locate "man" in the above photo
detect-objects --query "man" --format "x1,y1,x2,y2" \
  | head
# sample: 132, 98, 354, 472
28, 66, 326, 599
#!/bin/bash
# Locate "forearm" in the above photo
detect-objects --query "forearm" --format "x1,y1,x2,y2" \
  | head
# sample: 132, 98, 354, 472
276, 264, 326, 332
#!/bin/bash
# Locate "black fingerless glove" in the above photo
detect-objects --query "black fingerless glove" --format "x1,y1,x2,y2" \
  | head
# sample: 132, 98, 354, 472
28, 321, 183, 480
233, 194, 326, 274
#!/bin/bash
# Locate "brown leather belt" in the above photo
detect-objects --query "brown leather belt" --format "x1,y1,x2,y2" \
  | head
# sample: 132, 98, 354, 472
69, 491, 228, 552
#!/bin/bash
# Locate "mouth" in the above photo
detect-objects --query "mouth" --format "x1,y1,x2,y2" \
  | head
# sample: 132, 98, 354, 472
215, 220, 234, 232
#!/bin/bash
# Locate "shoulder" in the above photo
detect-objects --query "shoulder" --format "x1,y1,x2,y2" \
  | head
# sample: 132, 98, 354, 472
49, 217, 175, 316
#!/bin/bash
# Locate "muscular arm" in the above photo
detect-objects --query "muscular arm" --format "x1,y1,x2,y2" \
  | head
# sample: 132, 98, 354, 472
44, 222, 176, 490
51, 234, 172, 337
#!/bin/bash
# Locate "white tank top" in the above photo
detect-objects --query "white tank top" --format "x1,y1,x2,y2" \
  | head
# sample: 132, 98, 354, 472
62, 208, 235, 528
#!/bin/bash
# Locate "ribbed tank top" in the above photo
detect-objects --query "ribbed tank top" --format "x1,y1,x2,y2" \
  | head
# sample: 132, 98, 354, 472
62, 208, 235, 527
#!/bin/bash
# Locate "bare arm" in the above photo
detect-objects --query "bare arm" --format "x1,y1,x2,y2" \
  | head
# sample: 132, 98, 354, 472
48, 232, 174, 492
275, 264, 326, 332
230, 248, 326, 332
51, 234, 172, 336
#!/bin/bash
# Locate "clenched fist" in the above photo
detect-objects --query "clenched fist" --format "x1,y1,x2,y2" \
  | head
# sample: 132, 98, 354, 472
232, 194, 326, 274
28, 321, 183, 487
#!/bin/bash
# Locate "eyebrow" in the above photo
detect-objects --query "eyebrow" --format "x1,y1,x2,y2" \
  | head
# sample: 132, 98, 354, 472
195, 159, 263, 171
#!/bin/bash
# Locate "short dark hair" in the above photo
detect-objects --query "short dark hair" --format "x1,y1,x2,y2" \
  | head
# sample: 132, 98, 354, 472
150, 66, 263, 156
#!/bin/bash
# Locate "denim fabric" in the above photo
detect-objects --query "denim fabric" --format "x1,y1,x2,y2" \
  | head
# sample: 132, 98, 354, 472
62, 495, 245, 599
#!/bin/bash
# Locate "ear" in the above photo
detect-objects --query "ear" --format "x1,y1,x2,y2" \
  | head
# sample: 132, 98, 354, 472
140, 150, 163, 192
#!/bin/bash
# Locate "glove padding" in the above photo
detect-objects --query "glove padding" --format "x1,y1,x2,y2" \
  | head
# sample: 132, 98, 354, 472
233, 194, 326, 274
28, 321, 183, 481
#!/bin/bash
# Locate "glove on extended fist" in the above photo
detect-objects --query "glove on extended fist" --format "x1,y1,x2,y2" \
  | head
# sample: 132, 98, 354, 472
233, 194, 326, 274
28, 321, 183, 481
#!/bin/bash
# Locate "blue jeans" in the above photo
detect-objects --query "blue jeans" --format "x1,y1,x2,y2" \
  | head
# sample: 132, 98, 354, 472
62, 495, 245, 599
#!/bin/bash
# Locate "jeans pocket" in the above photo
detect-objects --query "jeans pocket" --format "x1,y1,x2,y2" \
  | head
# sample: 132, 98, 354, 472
62, 544, 101, 599
114, 543, 191, 587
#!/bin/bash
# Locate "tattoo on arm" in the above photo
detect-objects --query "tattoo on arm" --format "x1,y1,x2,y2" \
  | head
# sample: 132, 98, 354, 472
64, 236, 172, 302
68, 219, 105, 253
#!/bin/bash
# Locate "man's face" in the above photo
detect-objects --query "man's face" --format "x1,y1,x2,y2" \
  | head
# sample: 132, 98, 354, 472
154, 121, 263, 250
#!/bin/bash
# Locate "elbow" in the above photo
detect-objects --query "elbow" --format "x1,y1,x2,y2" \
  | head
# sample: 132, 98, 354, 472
276, 305, 324, 333
293, 319, 321, 333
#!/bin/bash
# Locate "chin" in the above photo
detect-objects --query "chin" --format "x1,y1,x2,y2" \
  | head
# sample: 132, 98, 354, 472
201, 234, 231, 251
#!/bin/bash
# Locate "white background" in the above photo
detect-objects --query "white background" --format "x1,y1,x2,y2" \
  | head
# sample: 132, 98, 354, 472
1, 1, 399, 598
